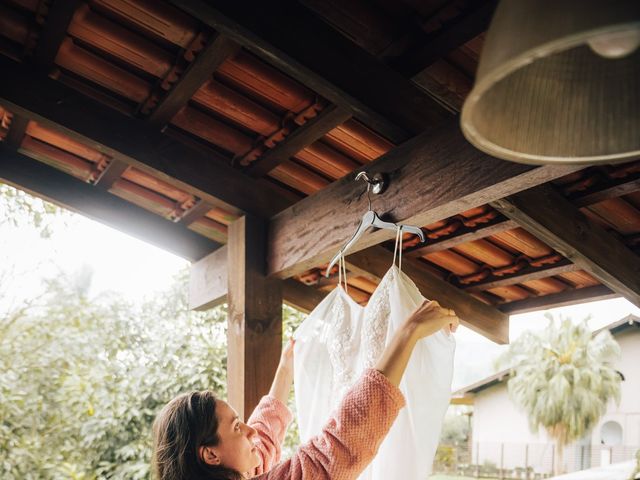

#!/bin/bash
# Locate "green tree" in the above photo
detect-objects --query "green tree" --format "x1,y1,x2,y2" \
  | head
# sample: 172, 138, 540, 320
498, 315, 621, 475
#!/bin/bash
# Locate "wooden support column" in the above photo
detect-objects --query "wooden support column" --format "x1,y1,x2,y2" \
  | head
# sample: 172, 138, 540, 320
227, 216, 283, 419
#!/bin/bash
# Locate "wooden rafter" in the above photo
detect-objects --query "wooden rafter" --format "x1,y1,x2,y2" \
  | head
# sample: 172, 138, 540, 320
148, 33, 240, 127
405, 218, 517, 257
0, 56, 289, 218
168, 0, 453, 143
0, 148, 218, 260
4, 113, 29, 150
189, 245, 328, 314
491, 185, 640, 307
389, 1, 497, 77
462, 259, 578, 293
346, 246, 509, 344
246, 105, 352, 177
32, 0, 81, 69
179, 199, 215, 226
267, 120, 583, 279
499, 285, 617, 315
93, 160, 129, 189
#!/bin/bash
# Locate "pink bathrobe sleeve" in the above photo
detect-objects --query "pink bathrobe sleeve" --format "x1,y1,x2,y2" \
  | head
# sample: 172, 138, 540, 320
253, 368, 406, 480
248, 395, 294, 476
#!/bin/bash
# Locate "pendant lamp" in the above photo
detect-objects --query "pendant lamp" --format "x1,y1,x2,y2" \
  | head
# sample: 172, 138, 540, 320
460, 0, 640, 165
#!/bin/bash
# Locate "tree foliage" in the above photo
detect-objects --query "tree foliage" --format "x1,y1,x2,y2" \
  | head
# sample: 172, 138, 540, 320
0, 267, 228, 479
498, 314, 622, 474
0, 184, 307, 478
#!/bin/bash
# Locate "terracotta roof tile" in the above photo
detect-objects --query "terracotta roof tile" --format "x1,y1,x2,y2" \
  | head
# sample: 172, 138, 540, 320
268, 161, 329, 195
26, 121, 109, 164
92, 0, 199, 49
55, 38, 152, 103
323, 119, 393, 163
294, 142, 359, 180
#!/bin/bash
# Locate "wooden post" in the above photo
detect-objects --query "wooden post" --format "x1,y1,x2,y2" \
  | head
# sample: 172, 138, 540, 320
500, 443, 504, 480
227, 215, 282, 420
525, 444, 529, 480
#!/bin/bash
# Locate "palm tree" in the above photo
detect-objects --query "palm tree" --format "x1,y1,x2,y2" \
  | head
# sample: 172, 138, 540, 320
498, 314, 621, 476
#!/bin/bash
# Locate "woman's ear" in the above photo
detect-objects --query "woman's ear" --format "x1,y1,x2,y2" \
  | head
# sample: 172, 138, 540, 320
199, 445, 221, 466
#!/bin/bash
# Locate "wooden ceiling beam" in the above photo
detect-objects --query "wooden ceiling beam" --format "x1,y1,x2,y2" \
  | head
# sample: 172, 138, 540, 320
32, 0, 82, 69
0, 147, 218, 260
4, 113, 29, 150
491, 184, 640, 308
346, 246, 509, 344
189, 244, 329, 313
267, 120, 582, 279
168, 0, 453, 143
462, 259, 579, 293
148, 33, 240, 127
390, 0, 497, 77
405, 170, 640, 258
499, 285, 617, 315
0, 56, 290, 218
93, 160, 129, 190
246, 105, 352, 178
405, 217, 516, 257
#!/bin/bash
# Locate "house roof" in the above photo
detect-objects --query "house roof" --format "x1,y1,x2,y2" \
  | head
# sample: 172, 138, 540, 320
452, 314, 640, 398
1, 0, 639, 324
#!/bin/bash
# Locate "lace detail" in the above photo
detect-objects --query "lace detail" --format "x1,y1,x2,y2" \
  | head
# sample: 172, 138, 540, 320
327, 292, 357, 407
360, 270, 393, 369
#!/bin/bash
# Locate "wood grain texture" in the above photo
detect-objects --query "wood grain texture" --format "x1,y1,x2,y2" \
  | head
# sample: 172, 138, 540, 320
491, 184, 640, 307
227, 216, 282, 419
189, 246, 229, 310
268, 120, 583, 278
188, 248, 328, 313
0, 148, 218, 260
346, 246, 509, 344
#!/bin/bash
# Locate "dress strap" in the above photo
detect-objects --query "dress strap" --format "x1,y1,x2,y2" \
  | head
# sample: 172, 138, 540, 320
338, 252, 348, 293
392, 225, 404, 271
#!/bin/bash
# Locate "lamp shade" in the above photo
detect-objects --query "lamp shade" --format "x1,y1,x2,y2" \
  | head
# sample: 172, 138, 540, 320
460, 0, 640, 165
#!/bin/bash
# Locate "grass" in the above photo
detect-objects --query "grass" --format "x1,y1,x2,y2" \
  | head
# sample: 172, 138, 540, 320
429, 475, 499, 480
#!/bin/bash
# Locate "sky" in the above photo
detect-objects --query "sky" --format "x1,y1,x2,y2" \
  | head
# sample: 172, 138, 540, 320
2, 187, 639, 390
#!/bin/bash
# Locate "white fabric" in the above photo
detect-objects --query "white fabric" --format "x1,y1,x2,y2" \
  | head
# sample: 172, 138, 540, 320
293, 238, 455, 479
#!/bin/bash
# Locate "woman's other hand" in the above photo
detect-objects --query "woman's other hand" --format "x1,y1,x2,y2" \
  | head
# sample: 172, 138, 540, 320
279, 338, 295, 373
268, 339, 295, 404
405, 300, 459, 340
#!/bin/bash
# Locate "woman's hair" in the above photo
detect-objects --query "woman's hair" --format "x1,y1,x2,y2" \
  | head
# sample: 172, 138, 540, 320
152, 390, 242, 480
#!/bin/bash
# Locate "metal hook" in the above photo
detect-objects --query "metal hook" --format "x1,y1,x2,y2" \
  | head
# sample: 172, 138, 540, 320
355, 171, 386, 211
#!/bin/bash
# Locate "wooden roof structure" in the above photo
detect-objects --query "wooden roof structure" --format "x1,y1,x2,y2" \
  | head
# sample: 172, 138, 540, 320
1, 0, 639, 416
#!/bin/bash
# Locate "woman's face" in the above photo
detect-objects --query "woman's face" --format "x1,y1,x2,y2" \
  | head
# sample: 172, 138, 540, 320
210, 399, 260, 475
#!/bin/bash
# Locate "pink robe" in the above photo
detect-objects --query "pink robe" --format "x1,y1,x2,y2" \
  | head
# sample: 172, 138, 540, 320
248, 368, 405, 480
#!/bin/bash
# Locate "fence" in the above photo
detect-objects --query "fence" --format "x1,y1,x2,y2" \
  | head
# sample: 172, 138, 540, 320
433, 442, 640, 479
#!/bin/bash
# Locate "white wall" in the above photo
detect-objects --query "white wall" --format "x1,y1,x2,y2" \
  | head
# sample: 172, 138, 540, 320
590, 329, 640, 451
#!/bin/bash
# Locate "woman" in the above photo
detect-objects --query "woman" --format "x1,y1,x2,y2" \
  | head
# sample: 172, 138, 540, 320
152, 300, 459, 479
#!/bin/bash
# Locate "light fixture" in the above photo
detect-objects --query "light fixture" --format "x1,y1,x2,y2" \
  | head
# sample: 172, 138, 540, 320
460, 0, 640, 165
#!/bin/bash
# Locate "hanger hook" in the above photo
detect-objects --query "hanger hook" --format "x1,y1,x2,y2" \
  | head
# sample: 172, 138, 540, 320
355, 171, 386, 211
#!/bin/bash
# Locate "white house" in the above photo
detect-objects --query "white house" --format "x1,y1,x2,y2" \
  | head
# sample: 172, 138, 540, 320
453, 315, 640, 476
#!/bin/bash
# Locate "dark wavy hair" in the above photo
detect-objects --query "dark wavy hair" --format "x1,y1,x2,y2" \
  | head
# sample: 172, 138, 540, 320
152, 391, 242, 480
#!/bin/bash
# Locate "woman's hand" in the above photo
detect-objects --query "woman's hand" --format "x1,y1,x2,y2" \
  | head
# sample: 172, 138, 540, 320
405, 300, 459, 340
375, 300, 459, 387
278, 338, 295, 373
268, 339, 295, 404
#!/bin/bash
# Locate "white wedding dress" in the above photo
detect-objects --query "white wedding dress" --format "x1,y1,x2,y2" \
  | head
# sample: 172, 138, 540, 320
293, 230, 456, 479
